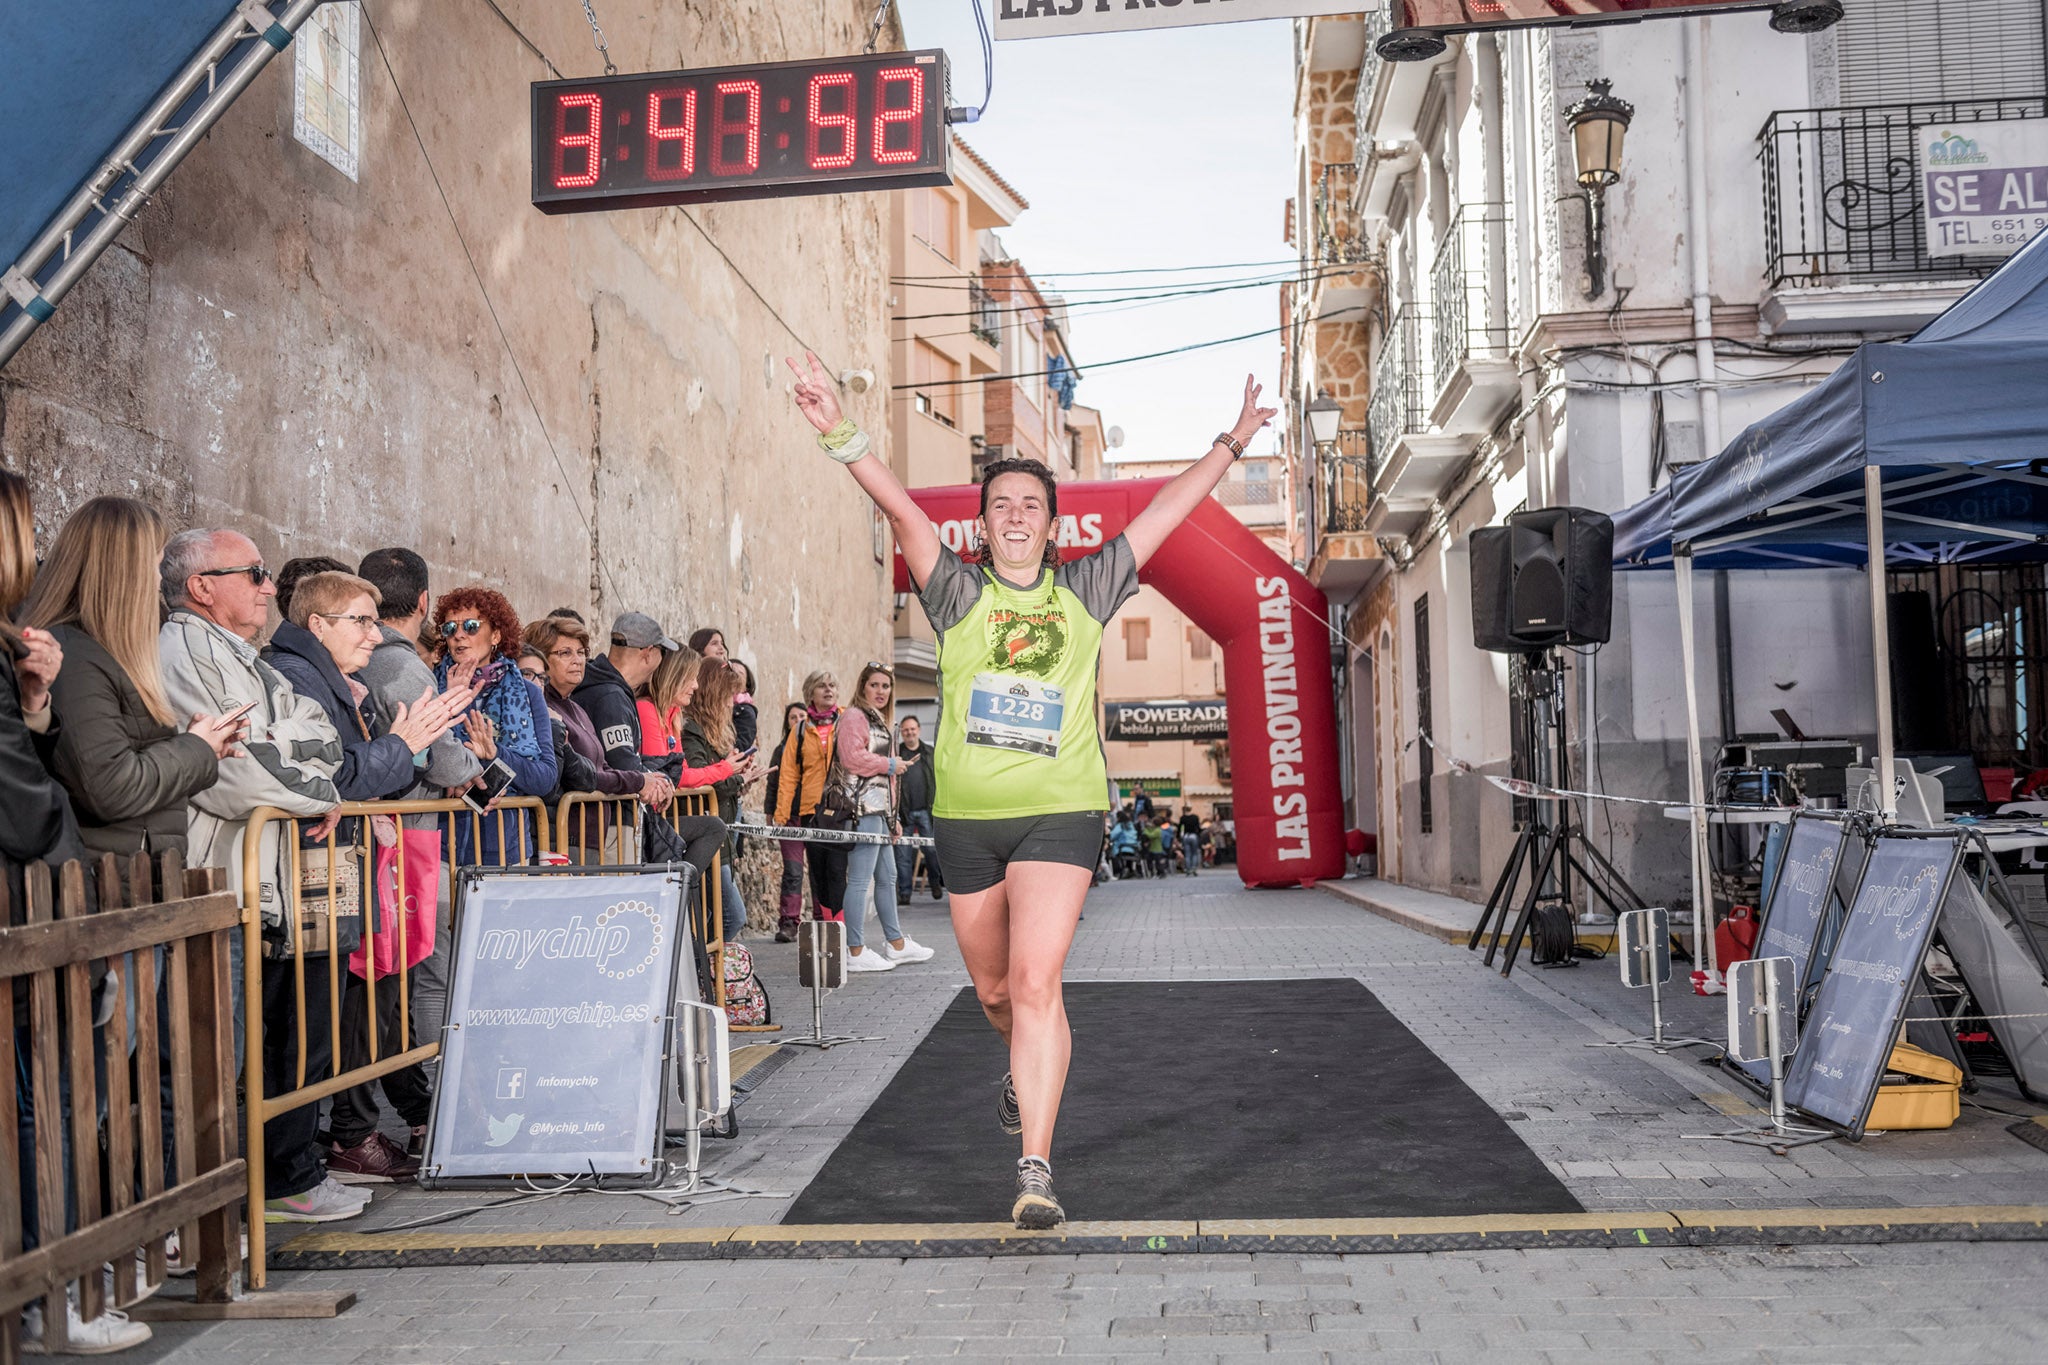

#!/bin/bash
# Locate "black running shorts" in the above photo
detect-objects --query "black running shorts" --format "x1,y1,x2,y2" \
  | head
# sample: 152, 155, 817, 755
933, 812, 1105, 895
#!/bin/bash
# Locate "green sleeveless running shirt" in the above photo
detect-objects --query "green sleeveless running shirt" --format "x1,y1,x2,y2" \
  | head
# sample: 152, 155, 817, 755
916, 536, 1140, 820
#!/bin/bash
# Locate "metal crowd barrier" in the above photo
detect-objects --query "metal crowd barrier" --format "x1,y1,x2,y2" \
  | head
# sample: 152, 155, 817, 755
1, 854, 264, 1353
239, 795, 549, 1287
553, 789, 735, 1020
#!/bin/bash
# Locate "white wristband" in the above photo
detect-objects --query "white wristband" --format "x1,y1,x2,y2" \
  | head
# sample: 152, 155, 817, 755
826, 430, 871, 464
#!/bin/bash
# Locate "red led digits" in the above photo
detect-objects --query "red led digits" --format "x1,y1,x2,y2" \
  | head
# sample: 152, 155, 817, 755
711, 79, 762, 176
551, 91, 602, 189
806, 71, 857, 171
870, 66, 924, 166
645, 87, 698, 181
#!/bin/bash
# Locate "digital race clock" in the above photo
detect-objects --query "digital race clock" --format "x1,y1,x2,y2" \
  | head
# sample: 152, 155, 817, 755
531, 50, 953, 214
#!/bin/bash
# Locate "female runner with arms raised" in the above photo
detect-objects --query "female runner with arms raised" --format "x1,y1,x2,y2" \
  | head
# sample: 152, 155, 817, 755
787, 353, 1274, 1227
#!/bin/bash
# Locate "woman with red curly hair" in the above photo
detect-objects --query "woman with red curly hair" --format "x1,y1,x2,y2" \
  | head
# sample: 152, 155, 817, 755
433, 587, 556, 864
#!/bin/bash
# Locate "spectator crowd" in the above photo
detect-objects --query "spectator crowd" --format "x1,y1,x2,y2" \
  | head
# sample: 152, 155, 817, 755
0, 477, 938, 1353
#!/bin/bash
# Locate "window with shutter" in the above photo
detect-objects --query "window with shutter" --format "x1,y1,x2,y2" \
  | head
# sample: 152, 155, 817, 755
1835, 0, 2046, 105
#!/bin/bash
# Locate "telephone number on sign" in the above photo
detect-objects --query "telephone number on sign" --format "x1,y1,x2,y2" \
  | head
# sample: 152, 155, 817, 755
1987, 216, 2048, 244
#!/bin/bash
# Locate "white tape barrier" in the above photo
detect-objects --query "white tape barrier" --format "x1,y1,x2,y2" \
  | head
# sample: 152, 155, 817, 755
733, 820, 936, 849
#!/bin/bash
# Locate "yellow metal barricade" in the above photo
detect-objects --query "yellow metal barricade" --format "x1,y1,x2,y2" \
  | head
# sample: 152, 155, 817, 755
553, 789, 731, 1014
239, 795, 548, 1287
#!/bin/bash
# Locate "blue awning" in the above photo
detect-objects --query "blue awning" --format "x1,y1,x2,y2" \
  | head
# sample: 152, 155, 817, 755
1, 3, 283, 333
1614, 231, 2048, 569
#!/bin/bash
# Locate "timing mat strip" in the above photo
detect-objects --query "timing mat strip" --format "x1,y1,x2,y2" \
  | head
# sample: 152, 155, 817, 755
271, 1206, 2048, 1266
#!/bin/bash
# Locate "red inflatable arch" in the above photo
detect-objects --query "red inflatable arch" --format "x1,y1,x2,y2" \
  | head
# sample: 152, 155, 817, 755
894, 478, 1345, 888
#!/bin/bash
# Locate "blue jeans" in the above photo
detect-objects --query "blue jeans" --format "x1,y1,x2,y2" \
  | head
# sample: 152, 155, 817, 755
896, 809, 939, 894
1181, 834, 1201, 873
843, 813, 901, 950
719, 860, 746, 940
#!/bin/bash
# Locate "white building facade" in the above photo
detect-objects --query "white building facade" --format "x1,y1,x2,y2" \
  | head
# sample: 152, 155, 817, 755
1290, 1, 2048, 909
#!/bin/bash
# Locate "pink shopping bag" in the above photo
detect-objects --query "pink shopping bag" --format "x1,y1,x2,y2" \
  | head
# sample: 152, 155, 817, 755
350, 827, 443, 980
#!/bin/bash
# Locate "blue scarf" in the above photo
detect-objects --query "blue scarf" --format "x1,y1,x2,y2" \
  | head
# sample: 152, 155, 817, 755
441, 656, 542, 761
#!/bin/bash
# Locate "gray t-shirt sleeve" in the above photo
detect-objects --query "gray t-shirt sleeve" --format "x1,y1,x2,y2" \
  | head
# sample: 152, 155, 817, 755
917, 543, 986, 636
1055, 534, 1140, 624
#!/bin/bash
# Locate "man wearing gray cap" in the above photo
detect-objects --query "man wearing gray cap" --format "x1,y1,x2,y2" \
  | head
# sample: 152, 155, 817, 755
572, 611, 680, 791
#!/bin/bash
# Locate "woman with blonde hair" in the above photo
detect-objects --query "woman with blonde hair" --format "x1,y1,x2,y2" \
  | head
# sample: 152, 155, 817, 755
21, 496, 247, 857
633, 643, 733, 874
773, 668, 850, 928
681, 658, 756, 941
836, 663, 930, 969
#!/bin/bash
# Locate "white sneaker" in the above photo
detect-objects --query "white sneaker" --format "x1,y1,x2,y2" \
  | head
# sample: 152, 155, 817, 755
884, 936, 935, 963
21, 1291, 152, 1355
264, 1174, 369, 1223
843, 947, 897, 972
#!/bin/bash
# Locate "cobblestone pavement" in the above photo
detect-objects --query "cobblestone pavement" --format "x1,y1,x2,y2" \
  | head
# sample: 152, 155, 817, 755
129, 873, 2048, 1361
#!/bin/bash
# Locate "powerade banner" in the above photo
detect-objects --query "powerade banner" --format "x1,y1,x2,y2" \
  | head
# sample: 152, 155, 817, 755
1783, 837, 1957, 1136
422, 871, 688, 1182
1104, 699, 1229, 742
1921, 119, 2048, 259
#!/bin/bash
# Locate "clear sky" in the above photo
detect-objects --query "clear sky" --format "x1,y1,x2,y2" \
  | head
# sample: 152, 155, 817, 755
893, 1, 1296, 465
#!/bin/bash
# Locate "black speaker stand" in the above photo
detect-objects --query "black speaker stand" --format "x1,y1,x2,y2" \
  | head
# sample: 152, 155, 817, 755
1468, 651, 1650, 977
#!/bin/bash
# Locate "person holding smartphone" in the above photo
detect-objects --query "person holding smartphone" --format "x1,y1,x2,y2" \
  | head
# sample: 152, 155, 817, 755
432, 588, 557, 866
681, 658, 758, 942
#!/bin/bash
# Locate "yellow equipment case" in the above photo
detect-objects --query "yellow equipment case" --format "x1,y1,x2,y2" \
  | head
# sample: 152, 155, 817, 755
1866, 1041, 1963, 1131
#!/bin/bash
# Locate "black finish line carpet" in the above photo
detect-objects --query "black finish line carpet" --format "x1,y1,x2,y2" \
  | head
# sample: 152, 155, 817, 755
783, 978, 1582, 1225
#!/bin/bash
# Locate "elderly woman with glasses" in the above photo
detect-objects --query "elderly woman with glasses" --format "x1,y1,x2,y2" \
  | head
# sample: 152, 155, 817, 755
432, 587, 557, 863
524, 615, 656, 828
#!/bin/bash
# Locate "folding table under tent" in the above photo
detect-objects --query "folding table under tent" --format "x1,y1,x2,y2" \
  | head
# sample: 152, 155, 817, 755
1611, 230, 2048, 969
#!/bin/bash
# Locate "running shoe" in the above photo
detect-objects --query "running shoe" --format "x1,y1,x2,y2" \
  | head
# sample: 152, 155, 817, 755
844, 948, 896, 972
264, 1175, 369, 1223
884, 936, 935, 963
1012, 1156, 1064, 1230
997, 1072, 1022, 1135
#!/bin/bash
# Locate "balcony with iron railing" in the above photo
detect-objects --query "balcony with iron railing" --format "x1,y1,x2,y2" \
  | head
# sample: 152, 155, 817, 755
1366, 301, 1470, 536
1307, 427, 1382, 597
1759, 97, 2046, 332
1426, 202, 1518, 436
1366, 304, 1428, 473
968, 280, 1001, 349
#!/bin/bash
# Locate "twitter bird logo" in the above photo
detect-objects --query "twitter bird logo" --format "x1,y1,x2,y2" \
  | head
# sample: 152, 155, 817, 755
485, 1112, 523, 1148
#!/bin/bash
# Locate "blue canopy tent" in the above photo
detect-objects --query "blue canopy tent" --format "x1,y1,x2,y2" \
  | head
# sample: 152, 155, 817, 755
1612, 232, 2048, 950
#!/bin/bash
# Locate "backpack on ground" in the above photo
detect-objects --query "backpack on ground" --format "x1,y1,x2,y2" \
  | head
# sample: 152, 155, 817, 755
722, 941, 771, 1026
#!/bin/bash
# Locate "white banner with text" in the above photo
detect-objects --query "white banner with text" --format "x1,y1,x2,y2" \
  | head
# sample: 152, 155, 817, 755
994, 0, 1367, 41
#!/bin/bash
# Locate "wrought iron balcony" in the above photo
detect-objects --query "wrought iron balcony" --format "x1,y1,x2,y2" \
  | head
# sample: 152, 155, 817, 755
1760, 97, 2045, 289
968, 280, 1001, 347
1322, 429, 1373, 536
1313, 162, 1374, 270
1359, 8, 1390, 117
1429, 202, 1511, 398
1366, 304, 1429, 482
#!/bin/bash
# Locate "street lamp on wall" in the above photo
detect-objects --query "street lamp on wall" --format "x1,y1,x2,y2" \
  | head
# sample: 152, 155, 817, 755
1562, 79, 1634, 300
1306, 389, 1343, 448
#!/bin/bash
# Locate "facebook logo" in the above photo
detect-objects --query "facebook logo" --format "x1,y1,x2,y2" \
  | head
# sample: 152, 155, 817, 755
496, 1068, 526, 1100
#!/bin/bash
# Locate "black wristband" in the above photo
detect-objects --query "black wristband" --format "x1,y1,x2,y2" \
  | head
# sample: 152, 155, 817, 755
1215, 432, 1244, 459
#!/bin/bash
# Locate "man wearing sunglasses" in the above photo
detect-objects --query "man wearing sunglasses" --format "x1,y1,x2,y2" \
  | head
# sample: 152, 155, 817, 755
159, 529, 367, 1224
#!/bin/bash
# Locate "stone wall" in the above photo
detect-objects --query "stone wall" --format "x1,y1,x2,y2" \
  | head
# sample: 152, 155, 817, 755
0, 0, 898, 718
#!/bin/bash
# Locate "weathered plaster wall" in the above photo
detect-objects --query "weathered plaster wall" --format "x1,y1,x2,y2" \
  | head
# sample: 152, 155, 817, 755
0, 0, 897, 715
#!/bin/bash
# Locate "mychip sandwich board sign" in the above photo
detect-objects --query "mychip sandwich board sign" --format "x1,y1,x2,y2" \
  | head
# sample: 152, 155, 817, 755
420, 868, 691, 1186
1729, 813, 1858, 1091
1782, 832, 1961, 1138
